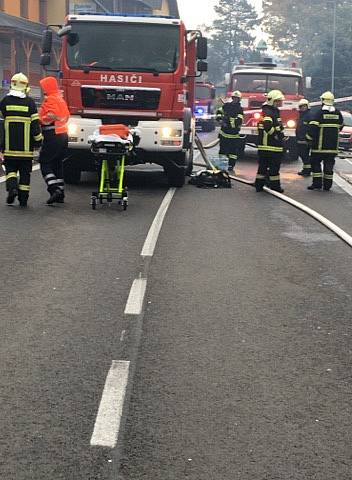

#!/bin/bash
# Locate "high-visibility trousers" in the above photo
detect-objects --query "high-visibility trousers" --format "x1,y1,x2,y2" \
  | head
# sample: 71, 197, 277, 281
310, 153, 335, 190
39, 131, 68, 194
255, 151, 283, 191
4, 157, 32, 203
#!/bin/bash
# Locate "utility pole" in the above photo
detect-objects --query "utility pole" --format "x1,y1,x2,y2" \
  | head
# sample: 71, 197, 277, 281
331, 0, 337, 92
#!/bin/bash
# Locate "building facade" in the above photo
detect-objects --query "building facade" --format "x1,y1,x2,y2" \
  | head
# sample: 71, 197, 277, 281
0, 1, 69, 99
0, 0, 178, 99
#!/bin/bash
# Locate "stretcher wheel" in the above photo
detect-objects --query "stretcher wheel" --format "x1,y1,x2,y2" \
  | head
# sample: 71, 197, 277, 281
91, 197, 97, 210
123, 200, 128, 211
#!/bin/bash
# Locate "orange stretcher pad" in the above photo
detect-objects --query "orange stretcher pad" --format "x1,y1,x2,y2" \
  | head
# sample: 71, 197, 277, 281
99, 124, 130, 138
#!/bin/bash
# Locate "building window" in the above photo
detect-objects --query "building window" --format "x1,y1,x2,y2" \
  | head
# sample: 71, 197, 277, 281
40, 0, 47, 24
20, 0, 29, 18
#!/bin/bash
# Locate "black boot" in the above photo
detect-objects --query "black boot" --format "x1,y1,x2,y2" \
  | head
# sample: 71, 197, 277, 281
47, 189, 62, 205
6, 188, 18, 205
297, 170, 311, 177
57, 192, 65, 203
307, 184, 322, 190
271, 186, 284, 193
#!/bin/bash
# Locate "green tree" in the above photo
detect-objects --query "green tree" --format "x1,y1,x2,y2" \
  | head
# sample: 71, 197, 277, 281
262, 0, 352, 99
206, 0, 260, 85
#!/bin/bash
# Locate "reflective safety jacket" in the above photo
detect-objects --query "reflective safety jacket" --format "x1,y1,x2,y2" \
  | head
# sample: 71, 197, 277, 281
39, 77, 70, 135
257, 104, 285, 153
306, 106, 344, 154
296, 109, 311, 144
0, 93, 42, 158
217, 101, 244, 139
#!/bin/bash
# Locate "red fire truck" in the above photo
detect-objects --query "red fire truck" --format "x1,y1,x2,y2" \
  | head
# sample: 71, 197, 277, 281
40, 14, 207, 187
194, 81, 216, 132
226, 59, 305, 160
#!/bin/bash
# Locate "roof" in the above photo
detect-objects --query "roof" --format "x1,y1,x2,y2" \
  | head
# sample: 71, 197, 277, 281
233, 68, 302, 78
0, 11, 45, 38
68, 14, 181, 25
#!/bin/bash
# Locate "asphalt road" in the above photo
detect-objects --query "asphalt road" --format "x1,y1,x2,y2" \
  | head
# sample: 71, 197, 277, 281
0, 140, 351, 479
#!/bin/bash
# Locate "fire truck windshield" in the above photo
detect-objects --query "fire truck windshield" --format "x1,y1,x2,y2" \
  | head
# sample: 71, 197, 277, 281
196, 85, 211, 100
67, 22, 180, 73
233, 73, 302, 95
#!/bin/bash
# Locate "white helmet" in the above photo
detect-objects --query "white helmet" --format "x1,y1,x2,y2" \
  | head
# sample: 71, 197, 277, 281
231, 90, 242, 99
11, 72, 29, 93
298, 98, 310, 108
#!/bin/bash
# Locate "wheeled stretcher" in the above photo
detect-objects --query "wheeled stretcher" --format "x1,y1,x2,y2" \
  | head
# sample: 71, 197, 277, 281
89, 124, 137, 210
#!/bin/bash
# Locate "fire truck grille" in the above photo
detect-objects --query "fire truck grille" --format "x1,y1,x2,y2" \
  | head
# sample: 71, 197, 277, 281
81, 87, 161, 110
249, 101, 263, 109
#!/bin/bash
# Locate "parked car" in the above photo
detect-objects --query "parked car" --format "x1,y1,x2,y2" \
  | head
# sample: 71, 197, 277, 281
339, 110, 352, 150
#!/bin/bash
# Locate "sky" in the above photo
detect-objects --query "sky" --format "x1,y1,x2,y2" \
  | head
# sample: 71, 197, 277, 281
177, 0, 263, 30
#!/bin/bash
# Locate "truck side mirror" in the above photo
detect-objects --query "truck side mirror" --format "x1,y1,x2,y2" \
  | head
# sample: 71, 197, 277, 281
41, 29, 53, 54
197, 60, 208, 73
40, 52, 51, 66
305, 76, 312, 89
197, 37, 208, 60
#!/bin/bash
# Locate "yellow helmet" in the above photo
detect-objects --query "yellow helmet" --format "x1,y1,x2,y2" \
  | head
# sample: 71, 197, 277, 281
231, 90, 242, 99
266, 89, 285, 105
11, 72, 29, 92
298, 98, 310, 108
320, 91, 334, 106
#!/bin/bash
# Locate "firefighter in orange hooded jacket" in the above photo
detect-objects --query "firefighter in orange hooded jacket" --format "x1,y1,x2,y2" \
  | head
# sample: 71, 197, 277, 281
39, 76, 70, 204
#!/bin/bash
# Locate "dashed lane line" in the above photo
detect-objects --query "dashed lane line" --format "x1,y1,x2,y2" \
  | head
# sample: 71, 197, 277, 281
124, 278, 147, 315
90, 360, 130, 448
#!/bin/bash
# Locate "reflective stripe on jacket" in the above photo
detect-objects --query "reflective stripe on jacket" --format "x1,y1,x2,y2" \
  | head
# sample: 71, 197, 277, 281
257, 104, 284, 153
0, 94, 42, 158
218, 101, 244, 138
306, 106, 344, 154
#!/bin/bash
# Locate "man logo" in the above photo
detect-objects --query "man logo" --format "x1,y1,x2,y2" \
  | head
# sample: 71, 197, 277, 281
106, 93, 135, 101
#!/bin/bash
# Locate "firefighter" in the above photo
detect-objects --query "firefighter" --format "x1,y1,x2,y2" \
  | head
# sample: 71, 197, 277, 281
296, 98, 312, 176
216, 90, 244, 172
0, 73, 42, 207
39, 76, 70, 204
255, 89, 285, 193
306, 91, 343, 191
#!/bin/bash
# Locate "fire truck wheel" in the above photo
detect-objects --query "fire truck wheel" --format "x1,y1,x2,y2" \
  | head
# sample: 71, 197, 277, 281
164, 164, 185, 188
63, 160, 81, 184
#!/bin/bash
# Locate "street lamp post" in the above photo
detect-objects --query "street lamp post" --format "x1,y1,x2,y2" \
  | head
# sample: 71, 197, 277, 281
331, 0, 337, 92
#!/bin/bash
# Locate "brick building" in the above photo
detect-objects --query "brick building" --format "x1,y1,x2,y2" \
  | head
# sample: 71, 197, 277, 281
0, 0, 179, 99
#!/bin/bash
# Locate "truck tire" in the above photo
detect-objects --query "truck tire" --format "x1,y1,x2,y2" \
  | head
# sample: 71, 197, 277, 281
166, 167, 185, 187
164, 155, 186, 187
63, 160, 81, 184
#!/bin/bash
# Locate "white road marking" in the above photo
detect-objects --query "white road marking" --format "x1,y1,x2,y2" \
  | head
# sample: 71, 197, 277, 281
141, 188, 176, 257
124, 278, 147, 315
90, 360, 130, 448
0, 164, 40, 183
334, 174, 352, 196
343, 158, 352, 166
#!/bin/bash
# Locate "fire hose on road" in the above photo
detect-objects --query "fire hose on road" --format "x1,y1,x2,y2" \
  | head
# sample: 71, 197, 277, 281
193, 133, 352, 249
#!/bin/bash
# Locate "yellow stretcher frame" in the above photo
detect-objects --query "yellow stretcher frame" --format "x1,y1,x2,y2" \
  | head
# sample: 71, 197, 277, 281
91, 155, 128, 210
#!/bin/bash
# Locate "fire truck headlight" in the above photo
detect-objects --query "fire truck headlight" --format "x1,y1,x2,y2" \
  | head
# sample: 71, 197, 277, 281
254, 112, 261, 120
287, 119, 296, 129
68, 122, 79, 136
161, 127, 182, 138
